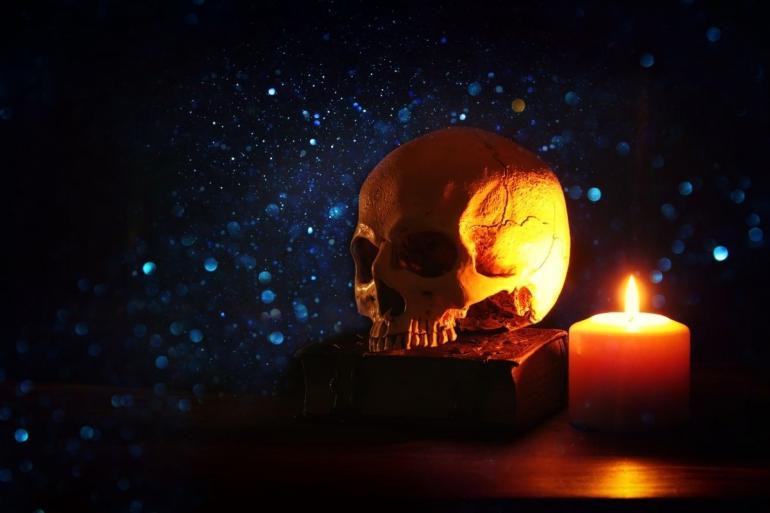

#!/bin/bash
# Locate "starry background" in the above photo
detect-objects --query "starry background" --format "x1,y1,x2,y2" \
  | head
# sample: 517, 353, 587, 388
2, 0, 769, 511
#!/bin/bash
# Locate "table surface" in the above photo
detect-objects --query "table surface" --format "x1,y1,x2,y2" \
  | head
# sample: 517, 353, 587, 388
3, 365, 770, 509
165, 370, 770, 500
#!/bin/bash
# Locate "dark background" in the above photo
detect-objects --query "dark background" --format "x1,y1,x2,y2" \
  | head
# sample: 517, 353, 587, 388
1, 0, 769, 511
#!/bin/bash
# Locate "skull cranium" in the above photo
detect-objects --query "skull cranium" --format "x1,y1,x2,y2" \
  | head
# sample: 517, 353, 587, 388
351, 127, 570, 352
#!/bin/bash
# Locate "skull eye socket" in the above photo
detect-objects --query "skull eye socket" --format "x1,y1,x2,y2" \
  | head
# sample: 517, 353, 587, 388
395, 231, 458, 278
351, 237, 378, 283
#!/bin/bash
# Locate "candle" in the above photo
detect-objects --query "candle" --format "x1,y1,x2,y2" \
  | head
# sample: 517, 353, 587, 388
569, 276, 690, 431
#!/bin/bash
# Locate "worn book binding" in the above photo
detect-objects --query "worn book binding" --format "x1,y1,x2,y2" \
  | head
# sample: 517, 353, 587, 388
295, 328, 567, 429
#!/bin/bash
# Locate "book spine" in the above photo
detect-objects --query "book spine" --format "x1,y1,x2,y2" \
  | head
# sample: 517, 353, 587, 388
512, 334, 568, 428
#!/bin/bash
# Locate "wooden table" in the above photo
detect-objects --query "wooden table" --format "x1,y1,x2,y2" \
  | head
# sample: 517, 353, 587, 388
3, 366, 769, 511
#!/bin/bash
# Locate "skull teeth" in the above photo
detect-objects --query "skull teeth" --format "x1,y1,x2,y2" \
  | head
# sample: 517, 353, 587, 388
368, 319, 457, 352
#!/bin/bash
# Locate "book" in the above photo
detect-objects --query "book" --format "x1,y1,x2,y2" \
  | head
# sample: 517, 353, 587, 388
294, 327, 567, 429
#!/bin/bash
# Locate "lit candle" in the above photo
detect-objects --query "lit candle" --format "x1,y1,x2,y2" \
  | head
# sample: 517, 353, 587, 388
569, 276, 690, 431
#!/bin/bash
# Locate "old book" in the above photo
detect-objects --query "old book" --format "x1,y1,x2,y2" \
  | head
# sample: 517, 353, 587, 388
294, 327, 567, 429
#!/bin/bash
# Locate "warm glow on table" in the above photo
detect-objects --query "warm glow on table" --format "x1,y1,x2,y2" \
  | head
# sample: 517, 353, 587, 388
569, 276, 690, 431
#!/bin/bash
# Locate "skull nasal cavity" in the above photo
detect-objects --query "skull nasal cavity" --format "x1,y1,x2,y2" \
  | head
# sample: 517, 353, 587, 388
352, 237, 378, 283
376, 279, 406, 316
396, 231, 458, 278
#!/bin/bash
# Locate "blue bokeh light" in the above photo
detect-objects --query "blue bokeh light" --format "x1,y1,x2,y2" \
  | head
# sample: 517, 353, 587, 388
169, 321, 183, 336
564, 91, 580, 106
265, 203, 280, 217
178, 399, 191, 412
142, 261, 156, 275
678, 181, 693, 196
14, 429, 29, 443
587, 187, 602, 202
661, 203, 678, 220
713, 245, 729, 262
155, 355, 169, 369
261, 289, 276, 304
204, 257, 218, 272
74, 322, 89, 336
293, 301, 309, 321
80, 425, 95, 440
568, 185, 583, 200
19, 380, 33, 394
268, 331, 284, 345
226, 221, 241, 236
328, 203, 346, 219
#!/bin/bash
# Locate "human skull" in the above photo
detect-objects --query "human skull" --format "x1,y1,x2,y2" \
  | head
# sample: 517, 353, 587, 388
351, 127, 570, 352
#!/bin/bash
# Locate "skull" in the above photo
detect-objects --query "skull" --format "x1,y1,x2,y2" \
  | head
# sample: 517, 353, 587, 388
351, 127, 570, 352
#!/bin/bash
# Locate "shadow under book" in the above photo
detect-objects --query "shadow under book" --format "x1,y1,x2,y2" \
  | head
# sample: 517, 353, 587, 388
295, 328, 567, 429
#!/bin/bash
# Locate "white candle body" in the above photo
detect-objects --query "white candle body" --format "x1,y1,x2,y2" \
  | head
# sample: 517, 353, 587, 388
569, 312, 690, 431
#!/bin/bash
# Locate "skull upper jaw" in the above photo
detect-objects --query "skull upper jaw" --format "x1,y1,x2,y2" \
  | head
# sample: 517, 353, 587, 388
351, 220, 468, 351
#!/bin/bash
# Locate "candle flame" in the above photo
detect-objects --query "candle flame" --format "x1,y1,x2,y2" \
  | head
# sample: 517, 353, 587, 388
625, 275, 639, 321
